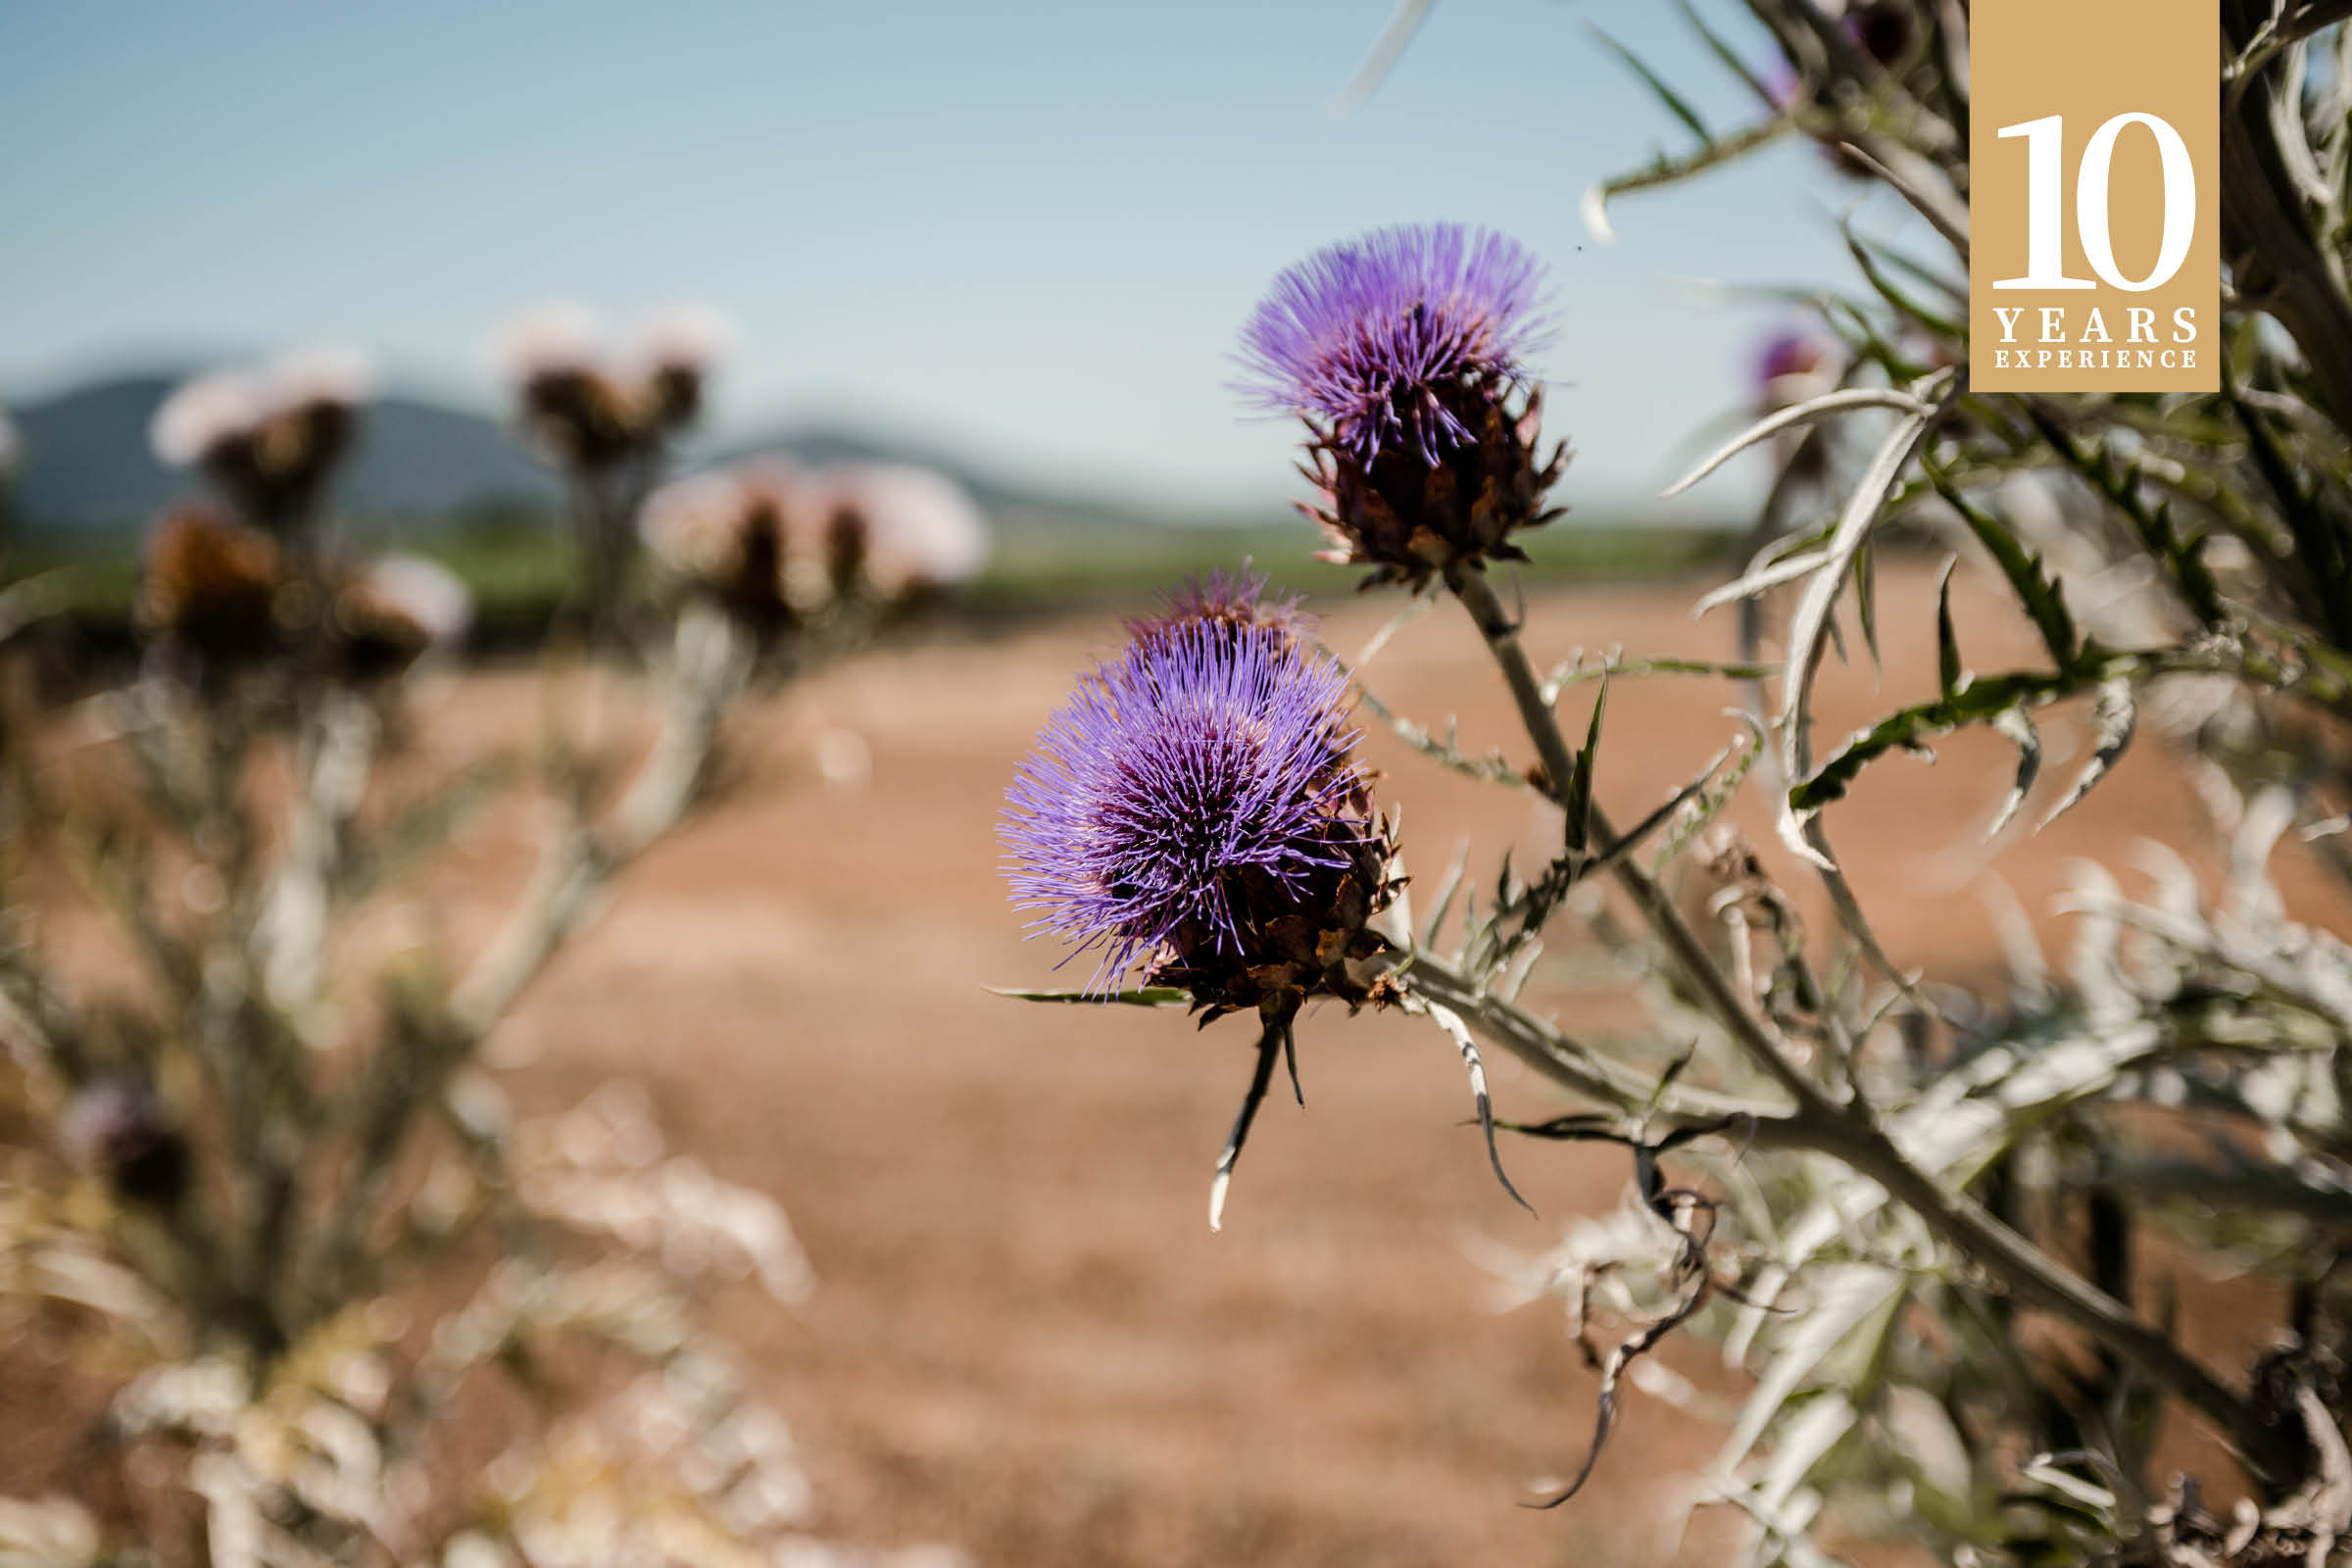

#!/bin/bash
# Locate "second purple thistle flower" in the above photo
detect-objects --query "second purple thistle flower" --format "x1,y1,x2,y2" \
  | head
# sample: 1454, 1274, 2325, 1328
1237, 221, 1570, 588
1001, 590, 1396, 1026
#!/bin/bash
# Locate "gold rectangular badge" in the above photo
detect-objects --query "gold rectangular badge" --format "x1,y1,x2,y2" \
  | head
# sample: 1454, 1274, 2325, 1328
1968, 0, 2218, 392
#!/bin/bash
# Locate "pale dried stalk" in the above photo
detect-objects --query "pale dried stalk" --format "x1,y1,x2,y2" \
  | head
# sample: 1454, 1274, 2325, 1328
1437, 564, 2298, 1483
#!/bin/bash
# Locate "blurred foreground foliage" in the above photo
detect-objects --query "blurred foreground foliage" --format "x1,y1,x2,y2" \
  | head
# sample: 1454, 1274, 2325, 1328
0, 327, 968, 1566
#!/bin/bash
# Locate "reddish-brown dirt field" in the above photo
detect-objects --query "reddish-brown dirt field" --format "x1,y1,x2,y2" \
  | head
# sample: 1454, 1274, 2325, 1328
7, 559, 2347, 1565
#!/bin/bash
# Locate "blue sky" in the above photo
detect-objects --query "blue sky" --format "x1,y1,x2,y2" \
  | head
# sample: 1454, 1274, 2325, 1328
0, 2, 1878, 514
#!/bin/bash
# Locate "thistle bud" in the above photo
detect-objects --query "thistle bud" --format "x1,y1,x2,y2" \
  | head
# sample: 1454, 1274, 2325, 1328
635, 304, 734, 431
149, 346, 371, 532
640, 464, 802, 626
1753, 328, 1842, 480
137, 503, 289, 671
328, 554, 473, 681
60, 1079, 190, 1207
801, 463, 990, 608
493, 302, 727, 474
1754, 328, 1839, 410
1238, 223, 1566, 589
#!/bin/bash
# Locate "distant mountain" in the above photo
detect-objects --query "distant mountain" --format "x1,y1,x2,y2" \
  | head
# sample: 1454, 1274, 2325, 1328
7, 373, 559, 534
1, 371, 1233, 538
710, 424, 1175, 528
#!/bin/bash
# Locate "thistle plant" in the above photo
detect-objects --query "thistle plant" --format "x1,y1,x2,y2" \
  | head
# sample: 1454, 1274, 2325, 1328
0, 337, 963, 1565
1002, 571, 1405, 1227
492, 303, 730, 640
1001, 29, 2352, 1542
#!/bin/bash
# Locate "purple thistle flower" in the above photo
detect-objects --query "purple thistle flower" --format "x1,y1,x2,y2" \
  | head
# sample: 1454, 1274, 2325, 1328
1754, 328, 1833, 391
1002, 615, 1389, 1011
1238, 224, 1569, 588
1237, 222, 1553, 466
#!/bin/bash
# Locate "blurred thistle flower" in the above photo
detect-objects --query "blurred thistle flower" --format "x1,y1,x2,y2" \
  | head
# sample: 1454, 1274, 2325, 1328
1752, 327, 1842, 481
1238, 222, 1566, 588
149, 346, 372, 532
60, 1079, 190, 1207
636, 303, 736, 430
803, 463, 991, 604
640, 463, 803, 624
136, 502, 290, 672
1842, 1, 1912, 68
492, 301, 728, 474
1754, 326, 1840, 409
328, 553, 473, 681
1003, 589, 1395, 1023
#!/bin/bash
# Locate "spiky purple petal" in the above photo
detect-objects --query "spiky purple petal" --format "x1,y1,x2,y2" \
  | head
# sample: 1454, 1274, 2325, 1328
1001, 620, 1372, 992
1236, 222, 1553, 464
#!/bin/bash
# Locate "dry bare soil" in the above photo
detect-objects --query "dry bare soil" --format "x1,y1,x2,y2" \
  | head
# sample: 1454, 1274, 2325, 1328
12, 562, 2348, 1566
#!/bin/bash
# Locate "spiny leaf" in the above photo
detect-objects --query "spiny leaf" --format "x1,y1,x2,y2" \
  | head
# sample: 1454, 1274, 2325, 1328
1589, 24, 1712, 146
1422, 1000, 1533, 1214
1541, 654, 1780, 701
1662, 388, 1936, 500
1421, 837, 1473, 949
1790, 668, 2083, 813
1935, 558, 1964, 698
1855, 540, 1883, 679
1843, 218, 1965, 338
1356, 683, 1538, 793
989, 986, 1192, 1007
1674, 0, 1777, 107
2040, 678, 2136, 830
1777, 379, 1951, 868
1585, 113, 1793, 237
1566, 672, 1608, 853
2022, 402, 2224, 629
1651, 712, 1764, 873
1324, 0, 1434, 118
1985, 705, 2042, 840
1925, 461, 2079, 667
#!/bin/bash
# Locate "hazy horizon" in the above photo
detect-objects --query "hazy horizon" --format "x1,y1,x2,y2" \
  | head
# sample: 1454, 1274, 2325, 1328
2, 2, 1892, 515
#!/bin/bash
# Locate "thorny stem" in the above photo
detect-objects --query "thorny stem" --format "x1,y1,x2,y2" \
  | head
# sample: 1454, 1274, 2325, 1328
304, 605, 750, 1319
1439, 563, 2302, 1486
447, 603, 749, 1037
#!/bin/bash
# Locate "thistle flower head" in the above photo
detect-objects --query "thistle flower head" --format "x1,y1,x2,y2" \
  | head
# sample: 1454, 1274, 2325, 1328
137, 502, 288, 670
1003, 606, 1393, 1016
1240, 224, 1568, 588
489, 302, 606, 385
329, 554, 473, 680
636, 304, 734, 428
804, 463, 990, 603
151, 370, 269, 468
150, 347, 373, 530
269, 342, 375, 410
1238, 221, 1552, 465
492, 301, 724, 470
1754, 326, 1839, 410
635, 303, 735, 375
641, 463, 801, 621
